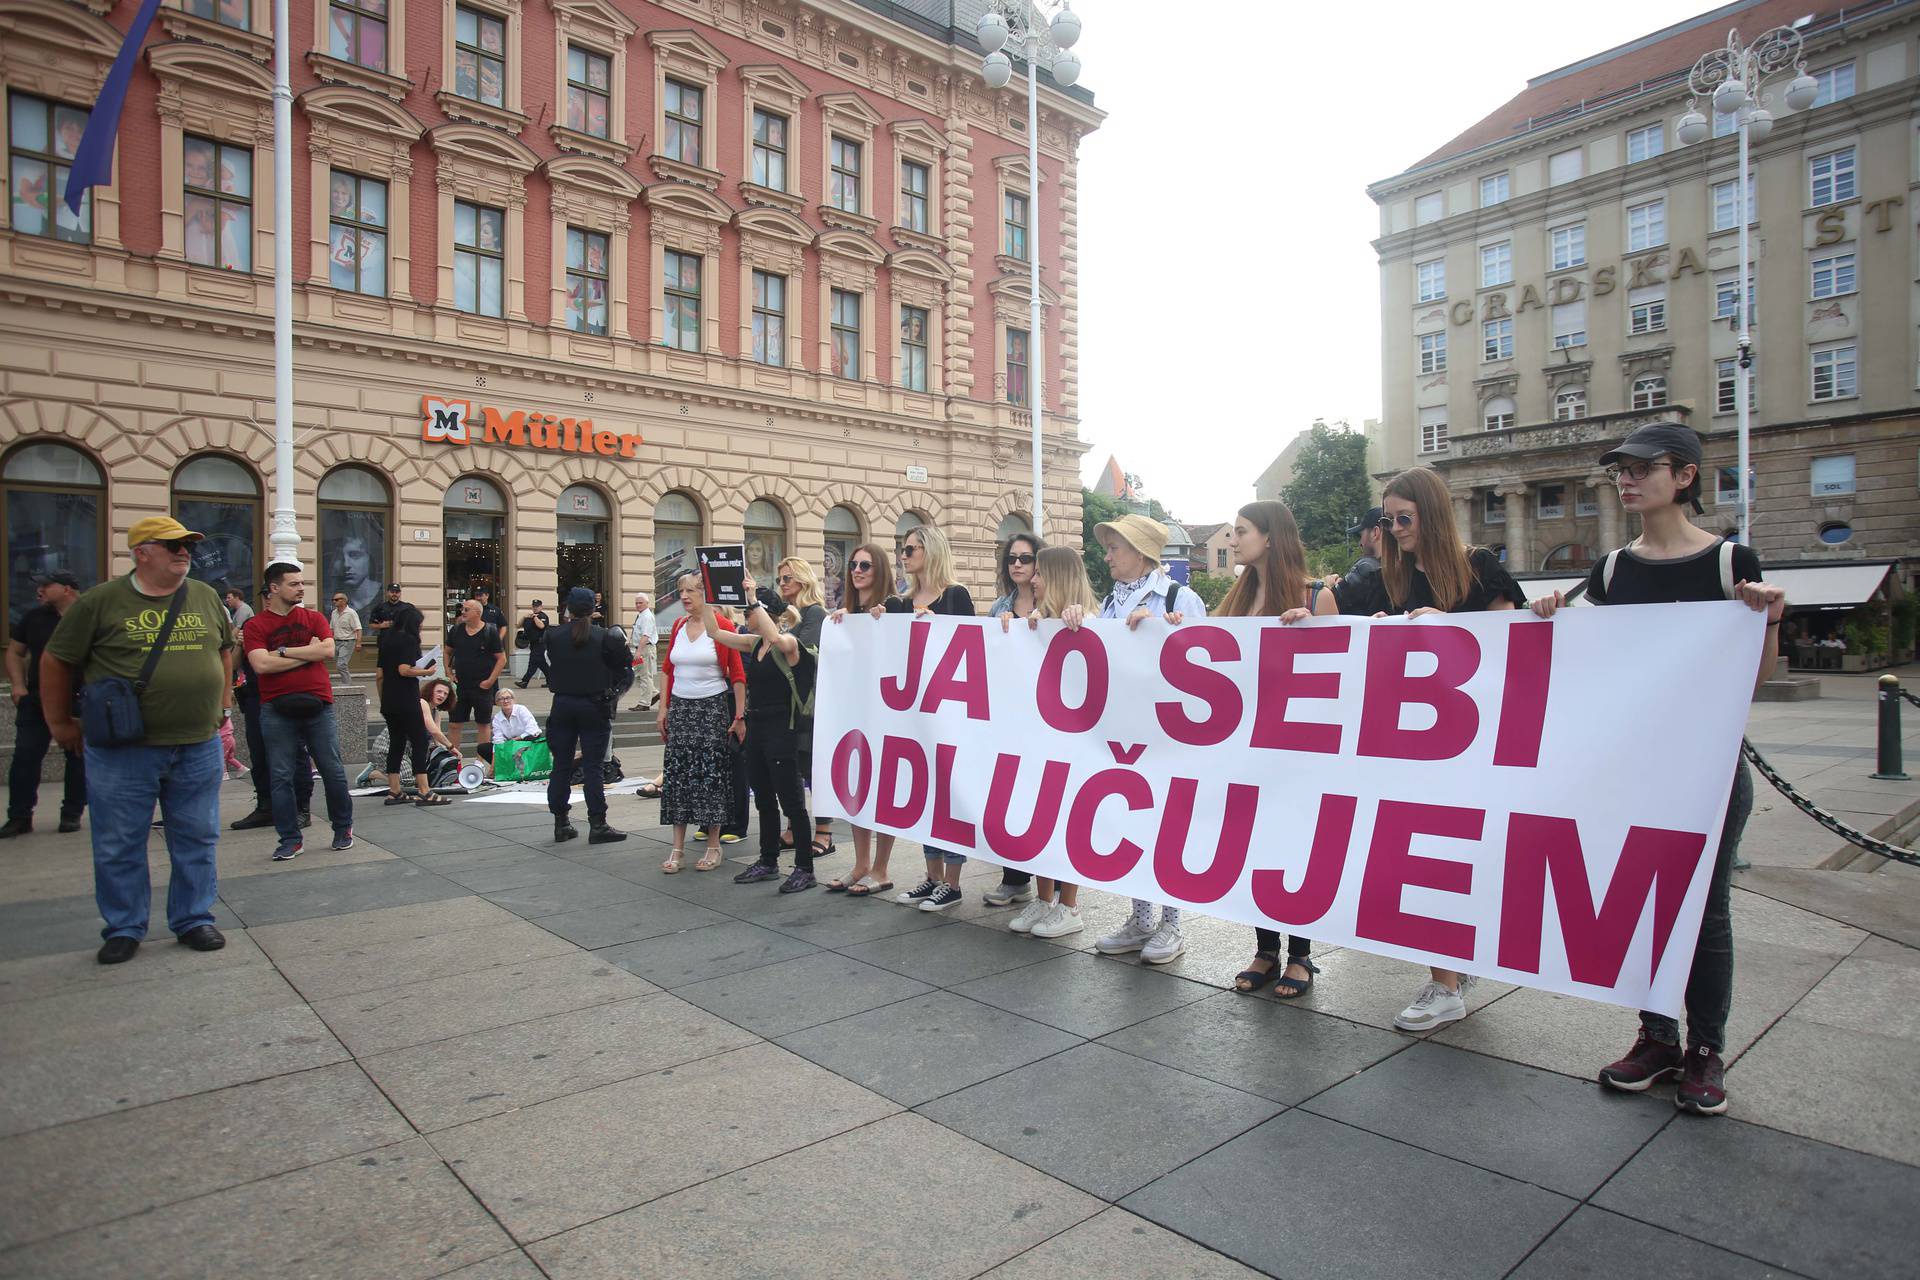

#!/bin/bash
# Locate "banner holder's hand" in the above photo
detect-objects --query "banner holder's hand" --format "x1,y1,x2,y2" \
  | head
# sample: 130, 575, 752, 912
1529, 591, 1566, 619
1060, 603, 1086, 631
1279, 607, 1312, 624
1733, 580, 1786, 622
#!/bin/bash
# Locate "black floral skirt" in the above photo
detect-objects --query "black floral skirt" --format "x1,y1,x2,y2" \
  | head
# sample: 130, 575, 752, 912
661, 690, 734, 826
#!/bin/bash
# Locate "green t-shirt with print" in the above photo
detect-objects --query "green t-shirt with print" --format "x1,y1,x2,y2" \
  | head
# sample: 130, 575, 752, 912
46, 575, 235, 746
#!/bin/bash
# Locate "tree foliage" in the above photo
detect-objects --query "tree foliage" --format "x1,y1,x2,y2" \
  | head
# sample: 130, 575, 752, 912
1281, 420, 1373, 551
1187, 571, 1233, 611
1079, 487, 1169, 598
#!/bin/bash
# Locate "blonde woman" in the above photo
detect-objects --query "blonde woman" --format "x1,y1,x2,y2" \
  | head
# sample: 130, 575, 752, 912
1000, 545, 1097, 938
827, 540, 898, 896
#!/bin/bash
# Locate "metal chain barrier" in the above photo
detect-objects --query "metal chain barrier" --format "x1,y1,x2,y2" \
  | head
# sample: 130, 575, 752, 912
1902, 685, 1920, 710
1741, 738, 1918, 867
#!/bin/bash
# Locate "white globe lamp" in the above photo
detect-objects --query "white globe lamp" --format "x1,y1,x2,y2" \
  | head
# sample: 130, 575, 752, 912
1745, 107, 1774, 142
983, 49, 1013, 89
1712, 78, 1749, 114
1783, 72, 1818, 111
1674, 110, 1709, 146
976, 11, 1009, 54
1051, 3, 1082, 48
1051, 50, 1081, 87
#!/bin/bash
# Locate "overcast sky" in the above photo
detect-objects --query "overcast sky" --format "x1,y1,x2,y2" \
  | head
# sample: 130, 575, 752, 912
1067, 0, 1700, 524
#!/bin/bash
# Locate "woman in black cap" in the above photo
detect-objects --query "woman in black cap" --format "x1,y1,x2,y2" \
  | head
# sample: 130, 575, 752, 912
542, 586, 632, 845
1530, 420, 1784, 1116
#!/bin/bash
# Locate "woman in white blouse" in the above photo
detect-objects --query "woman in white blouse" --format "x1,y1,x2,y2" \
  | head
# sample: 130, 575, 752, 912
490, 687, 540, 741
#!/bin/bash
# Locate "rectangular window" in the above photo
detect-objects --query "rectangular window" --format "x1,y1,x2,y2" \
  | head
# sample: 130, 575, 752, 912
830, 135, 862, 213
1715, 269, 1756, 323
1626, 198, 1666, 251
1479, 241, 1511, 288
663, 79, 703, 167
1810, 344, 1857, 401
1418, 331, 1447, 374
1216, 548, 1229, 570
327, 170, 386, 295
1479, 173, 1509, 206
900, 160, 929, 233
1003, 191, 1029, 260
1811, 252, 1856, 300
1483, 317, 1512, 362
830, 288, 860, 378
1415, 257, 1446, 303
1713, 109, 1737, 137
751, 270, 785, 366
900, 305, 929, 391
1715, 358, 1756, 415
1484, 405, 1516, 432
1548, 148, 1583, 184
564, 227, 607, 335
1418, 406, 1448, 454
1576, 487, 1599, 517
751, 109, 788, 190
1006, 327, 1029, 406
1810, 454, 1855, 496
1413, 192, 1443, 225
1485, 491, 1506, 525
185, 0, 249, 29
1812, 62, 1856, 107
1628, 285, 1665, 335
663, 249, 701, 351
1711, 176, 1755, 231
7, 93, 91, 243
565, 46, 611, 139
327, 0, 388, 72
1551, 299, 1586, 349
1626, 124, 1664, 164
1809, 147, 1855, 207
453, 200, 504, 316
182, 134, 251, 272
453, 5, 506, 107
1537, 484, 1566, 519
1550, 222, 1585, 270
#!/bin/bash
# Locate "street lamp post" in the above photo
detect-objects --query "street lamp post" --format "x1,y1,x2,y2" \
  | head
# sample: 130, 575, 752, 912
976, 1, 1083, 542
1674, 26, 1818, 547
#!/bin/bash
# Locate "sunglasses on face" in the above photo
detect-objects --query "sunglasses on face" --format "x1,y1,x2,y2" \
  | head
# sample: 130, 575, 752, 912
902, 545, 922, 557
1377, 513, 1415, 530
848, 560, 876, 572
144, 539, 194, 553
1005, 552, 1036, 566
776, 574, 795, 585
1605, 460, 1675, 483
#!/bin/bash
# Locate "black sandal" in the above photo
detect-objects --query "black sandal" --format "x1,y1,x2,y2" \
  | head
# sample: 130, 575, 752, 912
384, 794, 413, 806
1234, 952, 1281, 994
415, 793, 451, 807
809, 839, 834, 861
1273, 956, 1320, 999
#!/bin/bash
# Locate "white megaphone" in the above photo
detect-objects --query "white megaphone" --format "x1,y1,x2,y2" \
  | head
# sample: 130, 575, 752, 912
456, 761, 488, 792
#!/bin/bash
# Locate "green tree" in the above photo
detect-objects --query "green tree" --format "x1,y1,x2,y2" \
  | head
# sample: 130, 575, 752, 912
1282, 420, 1372, 551
1079, 487, 1170, 598
1188, 571, 1233, 611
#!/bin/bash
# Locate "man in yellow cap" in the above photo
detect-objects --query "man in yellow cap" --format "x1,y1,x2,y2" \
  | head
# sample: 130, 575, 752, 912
39, 516, 237, 965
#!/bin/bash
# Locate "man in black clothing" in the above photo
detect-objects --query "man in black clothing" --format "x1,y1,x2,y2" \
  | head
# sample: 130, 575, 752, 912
446, 599, 506, 765
366, 582, 405, 635
543, 586, 630, 844
1330, 506, 1385, 614
2, 572, 86, 836
474, 586, 507, 631
517, 599, 551, 688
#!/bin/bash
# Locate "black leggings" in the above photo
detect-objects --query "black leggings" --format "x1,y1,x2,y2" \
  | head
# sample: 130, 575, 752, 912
746, 720, 810, 871
383, 704, 431, 779
1255, 929, 1311, 961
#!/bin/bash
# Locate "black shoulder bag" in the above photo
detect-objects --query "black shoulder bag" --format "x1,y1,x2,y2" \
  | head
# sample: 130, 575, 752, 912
77, 584, 189, 747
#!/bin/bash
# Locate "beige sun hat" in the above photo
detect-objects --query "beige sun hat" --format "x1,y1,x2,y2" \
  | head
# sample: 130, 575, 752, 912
1093, 513, 1169, 564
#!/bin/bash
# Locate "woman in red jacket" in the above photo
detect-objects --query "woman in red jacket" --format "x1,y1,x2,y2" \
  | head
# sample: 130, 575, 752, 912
657, 572, 746, 872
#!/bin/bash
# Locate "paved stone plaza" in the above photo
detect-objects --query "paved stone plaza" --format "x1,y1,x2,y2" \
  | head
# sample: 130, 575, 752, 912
0, 671, 1916, 1279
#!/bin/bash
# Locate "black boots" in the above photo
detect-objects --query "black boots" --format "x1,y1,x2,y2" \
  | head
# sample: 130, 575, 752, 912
0, 816, 29, 838
554, 817, 578, 843
588, 822, 627, 845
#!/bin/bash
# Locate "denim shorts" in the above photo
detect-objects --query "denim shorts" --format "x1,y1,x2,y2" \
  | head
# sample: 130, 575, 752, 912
926, 845, 967, 865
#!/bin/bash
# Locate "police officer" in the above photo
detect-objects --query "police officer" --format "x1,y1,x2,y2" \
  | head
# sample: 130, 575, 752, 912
543, 586, 631, 845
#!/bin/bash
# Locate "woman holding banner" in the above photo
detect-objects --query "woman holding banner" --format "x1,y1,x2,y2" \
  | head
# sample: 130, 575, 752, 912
1370, 467, 1527, 1032
657, 573, 746, 873
1529, 421, 1783, 1116
1066, 514, 1207, 965
983, 531, 1045, 910
827, 541, 899, 897
1213, 501, 1339, 996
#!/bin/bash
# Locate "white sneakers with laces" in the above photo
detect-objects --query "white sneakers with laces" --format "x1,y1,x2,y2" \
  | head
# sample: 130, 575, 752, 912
1029, 902, 1083, 939
1393, 980, 1466, 1031
1140, 921, 1185, 964
1094, 916, 1155, 954
1008, 899, 1052, 934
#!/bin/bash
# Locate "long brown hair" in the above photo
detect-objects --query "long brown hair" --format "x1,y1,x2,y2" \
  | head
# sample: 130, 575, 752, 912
1379, 466, 1477, 611
842, 541, 890, 613
1033, 546, 1097, 619
1217, 501, 1310, 618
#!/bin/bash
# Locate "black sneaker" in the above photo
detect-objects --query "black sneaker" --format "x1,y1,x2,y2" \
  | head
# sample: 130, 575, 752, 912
330, 830, 355, 851
0, 816, 29, 838
57, 814, 81, 833
271, 837, 302, 862
733, 863, 780, 884
779, 868, 817, 894
896, 878, 939, 904
588, 823, 628, 845
97, 936, 139, 965
230, 808, 273, 830
298, 810, 312, 829
919, 884, 963, 912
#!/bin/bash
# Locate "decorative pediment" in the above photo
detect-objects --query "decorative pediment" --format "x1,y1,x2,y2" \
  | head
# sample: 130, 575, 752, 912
739, 180, 805, 214
147, 41, 272, 98
886, 248, 953, 281
734, 207, 814, 245
992, 153, 1043, 186
817, 204, 880, 236
307, 48, 412, 101
816, 229, 885, 265
543, 154, 642, 201
298, 85, 424, 142
648, 28, 728, 75
1617, 345, 1675, 379
888, 119, 947, 155
736, 63, 809, 107
428, 122, 540, 174
644, 182, 735, 224
159, 6, 270, 60
891, 225, 945, 255
0, 0, 122, 61
818, 92, 883, 132
549, 0, 635, 40
988, 272, 1059, 307
648, 154, 724, 191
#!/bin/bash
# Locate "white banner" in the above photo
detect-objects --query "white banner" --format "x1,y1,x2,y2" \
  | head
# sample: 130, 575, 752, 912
812, 605, 1764, 1015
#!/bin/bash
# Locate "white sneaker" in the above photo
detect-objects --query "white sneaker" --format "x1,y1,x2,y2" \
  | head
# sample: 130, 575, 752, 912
1008, 899, 1052, 934
1030, 903, 1083, 939
1095, 916, 1155, 954
1140, 921, 1185, 964
1394, 980, 1466, 1031
984, 881, 1036, 907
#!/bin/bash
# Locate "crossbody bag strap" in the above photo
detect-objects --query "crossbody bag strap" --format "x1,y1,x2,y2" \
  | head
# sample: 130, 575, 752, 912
134, 584, 190, 693
1717, 539, 1737, 599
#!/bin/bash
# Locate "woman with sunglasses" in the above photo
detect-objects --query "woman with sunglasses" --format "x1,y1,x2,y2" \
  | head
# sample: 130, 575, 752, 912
1212, 501, 1338, 996
826, 541, 899, 896
1366, 467, 1526, 1032
983, 531, 1045, 910
1528, 422, 1782, 1116
658, 572, 747, 873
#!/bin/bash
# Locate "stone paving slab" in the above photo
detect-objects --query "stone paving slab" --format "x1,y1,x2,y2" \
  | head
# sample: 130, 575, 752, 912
977, 1206, 1266, 1279
1510, 1205, 1807, 1279
671, 949, 933, 1038
0, 962, 305, 1058
479, 867, 659, 918
0, 889, 243, 962
217, 860, 469, 927
594, 919, 820, 988
438, 1253, 549, 1279
949, 950, 1217, 1039
836, 915, 1066, 986
1727, 1014, 1920, 1166
525, 888, 730, 948
0, 926, 270, 1005
268, 917, 579, 1002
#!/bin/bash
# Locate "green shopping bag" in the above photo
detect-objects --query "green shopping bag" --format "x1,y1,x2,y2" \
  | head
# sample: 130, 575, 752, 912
494, 737, 553, 782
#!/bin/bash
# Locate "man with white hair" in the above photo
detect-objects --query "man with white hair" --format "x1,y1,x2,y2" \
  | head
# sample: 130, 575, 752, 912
627, 591, 658, 712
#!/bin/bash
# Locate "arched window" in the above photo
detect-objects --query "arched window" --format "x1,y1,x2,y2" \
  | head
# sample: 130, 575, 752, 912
318, 465, 392, 623
823, 504, 862, 609
1553, 386, 1587, 421
557, 484, 611, 601
443, 475, 508, 616
895, 508, 930, 592
653, 490, 703, 627
1542, 542, 1597, 571
2, 442, 104, 641
743, 498, 788, 582
172, 454, 261, 599
1482, 396, 1516, 432
1631, 375, 1668, 410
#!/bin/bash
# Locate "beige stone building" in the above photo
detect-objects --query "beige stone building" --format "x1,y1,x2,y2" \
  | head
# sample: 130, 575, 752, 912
1367, 0, 1918, 589
0, 0, 1101, 641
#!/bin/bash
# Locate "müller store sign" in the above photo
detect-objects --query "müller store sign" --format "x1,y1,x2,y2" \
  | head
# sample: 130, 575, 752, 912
420, 395, 645, 459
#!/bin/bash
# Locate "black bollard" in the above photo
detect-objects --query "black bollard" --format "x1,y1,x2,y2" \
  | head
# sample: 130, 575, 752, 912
1871, 674, 1910, 781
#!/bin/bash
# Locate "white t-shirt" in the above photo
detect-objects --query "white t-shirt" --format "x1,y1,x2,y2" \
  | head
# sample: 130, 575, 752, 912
669, 624, 728, 699
331, 607, 362, 640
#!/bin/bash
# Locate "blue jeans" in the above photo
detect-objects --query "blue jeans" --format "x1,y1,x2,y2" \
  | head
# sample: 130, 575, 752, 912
85, 737, 222, 941
261, 701, 354, 842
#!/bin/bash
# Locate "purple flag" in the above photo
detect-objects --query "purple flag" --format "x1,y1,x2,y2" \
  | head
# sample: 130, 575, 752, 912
62, 0, 165, 216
